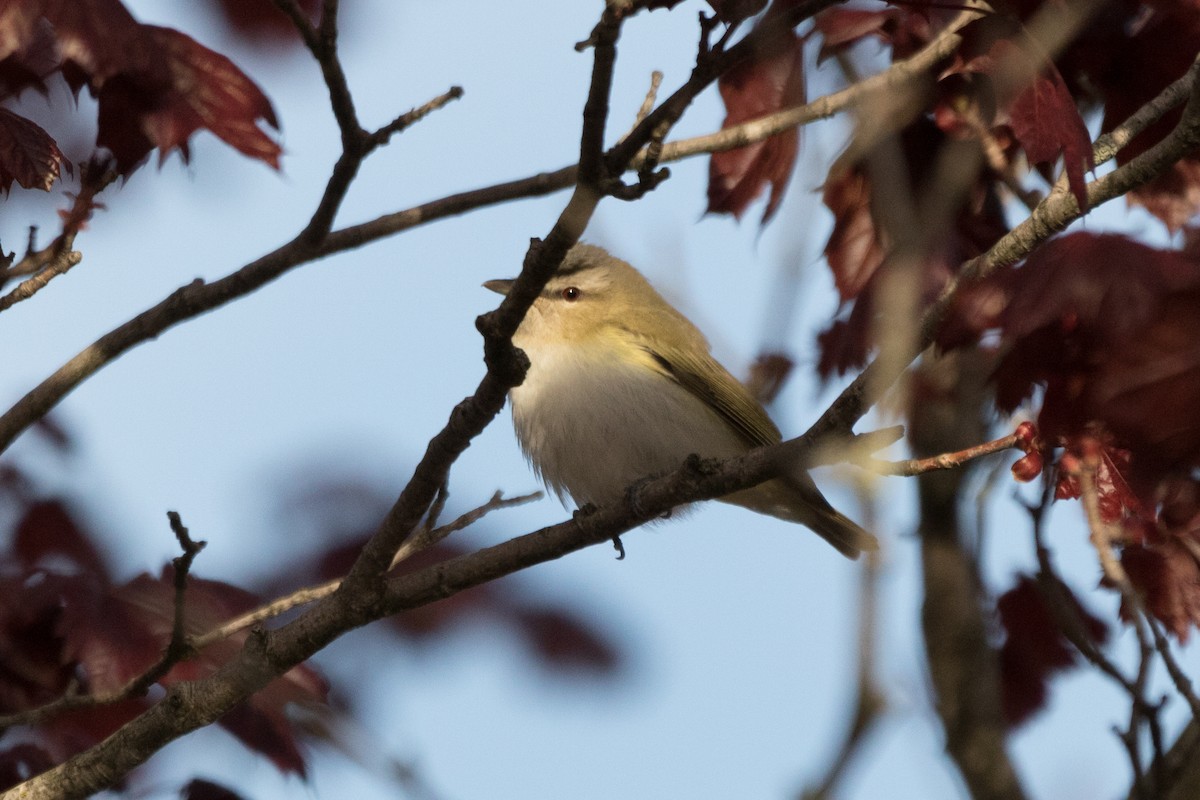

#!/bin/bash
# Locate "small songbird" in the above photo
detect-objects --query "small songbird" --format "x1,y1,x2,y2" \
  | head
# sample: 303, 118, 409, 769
484, 243, 877, 558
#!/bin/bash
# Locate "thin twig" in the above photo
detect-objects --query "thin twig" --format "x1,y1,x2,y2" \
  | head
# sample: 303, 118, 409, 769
0, 251, 82, 311
368, 87, 464, 149
188, 491, 541, 651
865, 432, 1020, 476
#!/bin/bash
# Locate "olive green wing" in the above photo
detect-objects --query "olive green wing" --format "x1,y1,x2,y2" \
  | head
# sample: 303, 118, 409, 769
640, 342, 781, 448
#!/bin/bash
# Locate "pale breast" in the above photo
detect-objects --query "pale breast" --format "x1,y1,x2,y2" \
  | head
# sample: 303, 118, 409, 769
510, 341, 749, 507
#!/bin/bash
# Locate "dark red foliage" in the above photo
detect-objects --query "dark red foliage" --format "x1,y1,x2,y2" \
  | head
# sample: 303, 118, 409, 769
946, 17, 1094, 210
0, 0, 281, 181
707, 0, 767, 23
817, 118, 1008, 376
1123, 539, 1200, 640
14, 499, 107, 577
309, 534, 623, 676
0, 108, 65, 191
1003, 54, 1093, 210
1077, 3, 1200, 231
0, 495, 329, 779
511, 608, 621, 673
0, 743, 55, 791
813, 5, 937, 62
707, 30, 805, 222
180, 778, 250, 800
821, 164, 884, 301
994, 233, 1200, 483
997, 575, 1108, 726
207, 0, 319, 42
95, 26, 280, 172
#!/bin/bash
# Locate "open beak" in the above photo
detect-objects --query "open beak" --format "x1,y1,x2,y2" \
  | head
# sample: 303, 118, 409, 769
483, 278, 514, 296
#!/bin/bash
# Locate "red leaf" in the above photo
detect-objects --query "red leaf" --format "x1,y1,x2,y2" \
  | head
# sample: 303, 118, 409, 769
130, 570, 326, 774
208, 0, 319, 42
0, 0, 46, 63
42, 0, 159, 91
1123, 540, 1200, 640
1090, 5, 1200, 231
180, 779, 249, 800
997, 574, 1107, 726
0, 108, 66, 191
512, 607, 621, 674
950, 19, 1093, 209
707, 0, 767, 23
813, 7, 905, 63
1004, 54, 1093, 210
822, 164, 885, 300
1129, 157, 1200, 234
57, 580, 162, 693
1010, 451, 1042, 482
707, 31, 804, 223
13, 499, 108, 578
994, 232, 1200, 479
97, 26, 280, 172
0, 573, 77, 712
0, 744, 54, 792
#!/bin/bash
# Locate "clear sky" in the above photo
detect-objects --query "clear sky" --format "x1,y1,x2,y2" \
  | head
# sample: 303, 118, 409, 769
5, 1, 1194, 798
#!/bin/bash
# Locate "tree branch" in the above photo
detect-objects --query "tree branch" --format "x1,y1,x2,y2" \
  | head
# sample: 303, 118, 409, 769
865, 431, 1021, 476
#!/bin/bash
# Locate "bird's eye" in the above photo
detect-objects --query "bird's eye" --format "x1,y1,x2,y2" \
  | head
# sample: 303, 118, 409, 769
561, 286, 582, 301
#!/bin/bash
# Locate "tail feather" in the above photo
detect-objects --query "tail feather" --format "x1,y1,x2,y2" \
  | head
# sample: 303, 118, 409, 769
721, 476, 878, 559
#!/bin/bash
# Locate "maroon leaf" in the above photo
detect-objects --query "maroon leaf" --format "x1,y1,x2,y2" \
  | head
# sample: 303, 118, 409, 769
994, 232, 1200, 480
57, 580, 162, 692
950, 19, 1093, 210
180, 778, 250, 800
512, 607, 621, 674
0, 573, 77, 712
706, 0, 767, 23
1087, 4, 1200, 231
13, 499, 108, 578
40, 697, 150, 755
817, 117, 1009, 375
707, 31, 804, 223
997, 574, 1107, 726
43, 0, 160, 91
97, 26, 280, 172
0, 744, 54, 792
813, 7, 905, 63
1129, 157, 1200, 234
822, 163, 885, 301
1003, 50, 1093, 210
208, 0, 319, 42
0, 0, 46, 63
0, 108, 66, 191
1123, 539, 1200, 640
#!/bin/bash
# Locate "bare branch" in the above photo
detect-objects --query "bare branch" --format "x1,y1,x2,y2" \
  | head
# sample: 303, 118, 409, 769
368, 86, 465, 149
866, 431, 1021, 476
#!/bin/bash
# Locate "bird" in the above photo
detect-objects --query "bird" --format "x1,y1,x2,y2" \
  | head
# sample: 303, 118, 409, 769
484, 243, 877, 558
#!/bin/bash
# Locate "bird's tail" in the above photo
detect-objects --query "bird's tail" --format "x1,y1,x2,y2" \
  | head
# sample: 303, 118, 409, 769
722, 477, 879, 559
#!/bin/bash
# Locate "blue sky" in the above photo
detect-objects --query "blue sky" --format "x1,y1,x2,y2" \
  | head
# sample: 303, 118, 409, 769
4, 1, 1195, 798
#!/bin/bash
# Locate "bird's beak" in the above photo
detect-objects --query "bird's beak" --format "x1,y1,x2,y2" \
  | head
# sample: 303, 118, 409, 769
483, 278, 514, 296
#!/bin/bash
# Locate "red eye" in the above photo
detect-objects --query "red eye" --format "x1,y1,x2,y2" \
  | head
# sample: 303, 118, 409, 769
561, 286, 582, 301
